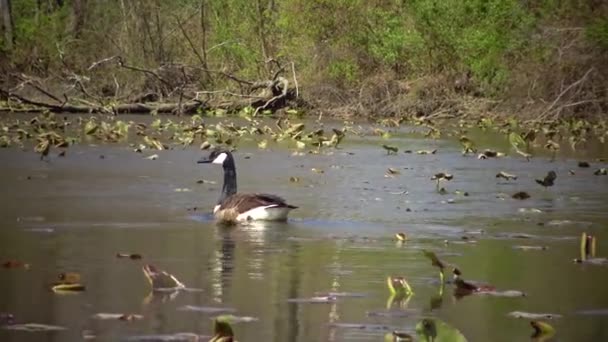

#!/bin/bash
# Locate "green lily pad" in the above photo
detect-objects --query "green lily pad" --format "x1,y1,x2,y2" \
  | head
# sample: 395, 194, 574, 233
415, 318, 467, 342
530, 320, 555, 340
387, 276, 413, 296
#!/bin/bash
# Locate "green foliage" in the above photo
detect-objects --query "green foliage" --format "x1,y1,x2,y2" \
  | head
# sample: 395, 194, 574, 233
0, 0, 603, 107
407, 0, 534, 90
586, 18, 608, 50
328, 59, 359, 86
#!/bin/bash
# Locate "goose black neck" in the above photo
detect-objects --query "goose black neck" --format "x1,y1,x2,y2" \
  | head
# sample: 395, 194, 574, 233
219, 159, 237, 204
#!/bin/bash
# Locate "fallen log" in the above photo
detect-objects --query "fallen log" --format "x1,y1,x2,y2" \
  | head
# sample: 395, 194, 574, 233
0, 87, 207, 114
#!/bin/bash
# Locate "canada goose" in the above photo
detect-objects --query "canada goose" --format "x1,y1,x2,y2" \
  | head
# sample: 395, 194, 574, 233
197, 149, 297, 223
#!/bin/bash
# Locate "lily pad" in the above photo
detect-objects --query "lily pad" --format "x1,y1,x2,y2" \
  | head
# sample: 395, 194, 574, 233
512, 245, 548, 251
210, 314, 258, 323
91, 313, 144, 321
143, 264, 185, 290
416, 149, 437, 155
2, 323, 67, 331
594, 168, 607, 175
530, 320, 555, 340
116, 253, 143, 260
2, 260, 30, 269
387, 276, 413, 296
431, 173, 453, 181
578, 161, 590, 168
287, 295, 337, 303
313, 291, 367, 298
508, 311, 562, 320
496, 171, 517, 180
512, 191, 531, 200
415, 318, 468, 342
387, 167, 400, 175
395, 233, 407, 241
328, 322, 392, 331
384, 330, 414, 341
536, 171, 556, 188
51, 283, 86, 293
382, 144, 399, 155
177, 305, 236, 314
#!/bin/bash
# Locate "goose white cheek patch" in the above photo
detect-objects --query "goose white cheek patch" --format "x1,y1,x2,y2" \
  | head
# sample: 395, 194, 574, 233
212, 152, 228, 164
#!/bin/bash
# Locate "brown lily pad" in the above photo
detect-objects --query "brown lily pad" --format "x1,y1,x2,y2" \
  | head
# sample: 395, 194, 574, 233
512, 191, 530, 200
2, 260, 30, 269
116, 253, 143, 260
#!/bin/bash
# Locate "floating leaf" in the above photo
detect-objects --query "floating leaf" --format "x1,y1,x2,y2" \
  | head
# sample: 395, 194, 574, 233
116, 253, 143, 260
508, 311, 562, 320
515, 149, 532, 161
92, 313, 144, 321
382, 144, 398, 155
286, 296, 337, 303
2, 260, 30, 269
536, 171, 556, 187
395, 233, 407, 242
530, 320, 555, 340
289, 176, 300, 183
459, 136, 476, 154
578, 161, 590, 168
177, 305, 236, 314
431, 173, 453, 181
387, 276, 413, 296
512, 245, 548, 251
2, 323, 66, 331
211, 314, 258, 323
415, 318, 467, 342
385, 331, 414, 341
422, 250, 447, 272
416, 149, 437, 155
311, 168, 324, 174
34, 139, 50, 160
512, 191, 530, 200
145, 154, 159, 160
143, 136, 165, 150
84, 120, 98, 135
594, 168, 607, 175
0, 135, 10, 148
496, 171, 517, 180
387, 167, 400, 175
200, 141, 211, 150
509, 132, 526, 150
52, 283, 86, 292
143, 264, 185, 290
57, 272, 81, 284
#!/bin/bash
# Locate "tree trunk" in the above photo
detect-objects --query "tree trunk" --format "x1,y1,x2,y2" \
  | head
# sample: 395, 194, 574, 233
71, 0, 86, 38
0, 0, 14, 50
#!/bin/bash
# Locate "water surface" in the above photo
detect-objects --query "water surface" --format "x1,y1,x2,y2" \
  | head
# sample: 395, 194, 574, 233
1, 115, 608, 341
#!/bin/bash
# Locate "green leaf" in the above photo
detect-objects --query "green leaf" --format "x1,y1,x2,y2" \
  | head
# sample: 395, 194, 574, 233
210, 316, 235, 342
84, 120, 98, 135
509, 132, 526, 150
530, 320, 555, 340
416, 318, 468, 342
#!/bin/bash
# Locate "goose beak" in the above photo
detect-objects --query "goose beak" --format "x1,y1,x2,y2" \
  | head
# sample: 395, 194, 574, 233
197, 157, 212, 164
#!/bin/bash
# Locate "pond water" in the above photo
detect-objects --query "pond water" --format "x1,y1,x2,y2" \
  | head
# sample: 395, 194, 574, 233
1, 114, 608, 341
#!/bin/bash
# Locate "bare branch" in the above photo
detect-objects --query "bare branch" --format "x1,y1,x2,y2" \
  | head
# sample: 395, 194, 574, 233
538, 67, 595, 119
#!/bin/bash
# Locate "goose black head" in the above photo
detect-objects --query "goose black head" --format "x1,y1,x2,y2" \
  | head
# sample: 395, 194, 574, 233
197, 149, 234, 166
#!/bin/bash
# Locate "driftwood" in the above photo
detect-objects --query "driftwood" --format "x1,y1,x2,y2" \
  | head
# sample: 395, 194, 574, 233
1, 56, 305, 115
0, 88, 205, 114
